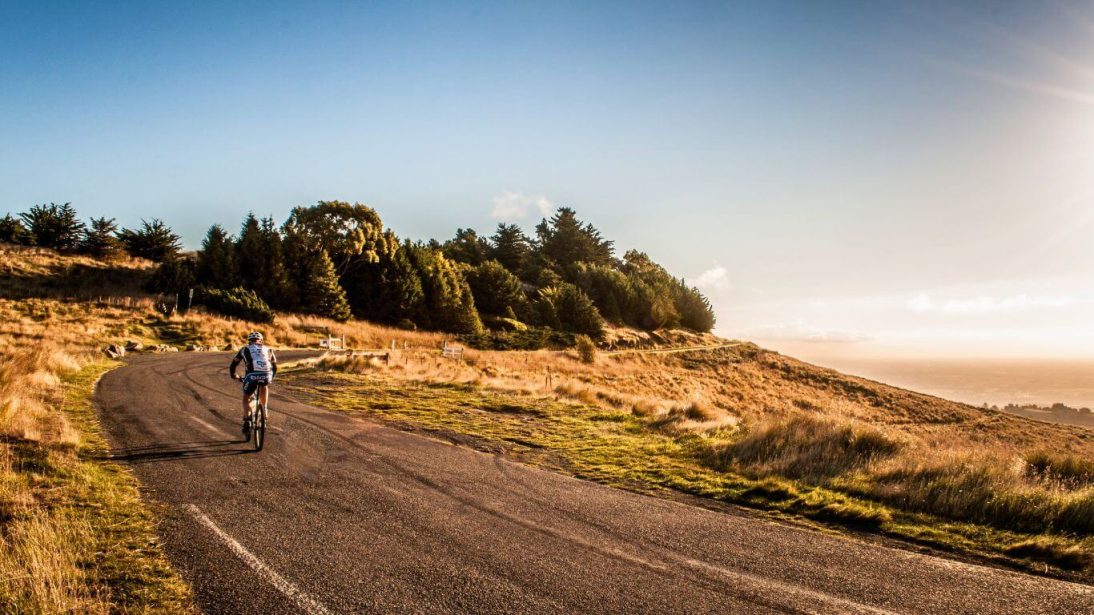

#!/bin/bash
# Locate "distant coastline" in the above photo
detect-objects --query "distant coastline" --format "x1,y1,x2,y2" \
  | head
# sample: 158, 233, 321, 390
775, 353, 1094, 428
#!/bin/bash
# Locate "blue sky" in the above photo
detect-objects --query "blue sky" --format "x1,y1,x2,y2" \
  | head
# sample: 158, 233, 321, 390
4, 1, 1094, 358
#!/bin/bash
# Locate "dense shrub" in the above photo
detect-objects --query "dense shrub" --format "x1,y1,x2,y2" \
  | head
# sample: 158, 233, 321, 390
575, 334, 597, 363
200, 287, 275, 323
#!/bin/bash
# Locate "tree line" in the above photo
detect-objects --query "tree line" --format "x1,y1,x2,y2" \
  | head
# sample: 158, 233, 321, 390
1, 201, 715, 344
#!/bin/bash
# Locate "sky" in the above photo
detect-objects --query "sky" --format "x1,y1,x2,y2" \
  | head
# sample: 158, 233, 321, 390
3, 1, 1094, 360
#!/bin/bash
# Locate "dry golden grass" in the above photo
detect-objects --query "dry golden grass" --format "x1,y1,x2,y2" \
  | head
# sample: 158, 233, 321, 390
312, 337, 1094, 566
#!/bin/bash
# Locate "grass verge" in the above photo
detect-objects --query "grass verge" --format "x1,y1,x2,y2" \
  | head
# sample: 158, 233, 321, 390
283, 369, 1094, 581
0, 360, 194, 613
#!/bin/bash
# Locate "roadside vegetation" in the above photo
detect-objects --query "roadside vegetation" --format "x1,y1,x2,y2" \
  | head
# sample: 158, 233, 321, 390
285, 342, 1094, 579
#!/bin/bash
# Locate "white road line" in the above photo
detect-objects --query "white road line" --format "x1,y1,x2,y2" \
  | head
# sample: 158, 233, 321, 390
185, 504, 335, 615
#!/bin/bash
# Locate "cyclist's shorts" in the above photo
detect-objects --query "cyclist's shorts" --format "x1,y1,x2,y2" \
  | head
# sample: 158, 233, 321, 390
242, 372, 271, 396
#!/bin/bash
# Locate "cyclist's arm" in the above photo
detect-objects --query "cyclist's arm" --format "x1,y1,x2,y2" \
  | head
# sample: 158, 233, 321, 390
270, 350, 279, 377
229, 356, 242, 379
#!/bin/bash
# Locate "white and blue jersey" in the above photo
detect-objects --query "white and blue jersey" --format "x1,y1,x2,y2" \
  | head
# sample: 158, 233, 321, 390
231, 343, 278, 395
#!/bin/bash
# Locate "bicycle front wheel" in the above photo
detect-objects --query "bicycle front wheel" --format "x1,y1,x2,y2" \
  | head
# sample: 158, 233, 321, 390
253, 403, 266, 451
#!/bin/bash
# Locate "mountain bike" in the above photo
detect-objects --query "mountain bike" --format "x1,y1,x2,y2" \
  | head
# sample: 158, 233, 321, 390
247, 382, 268, 451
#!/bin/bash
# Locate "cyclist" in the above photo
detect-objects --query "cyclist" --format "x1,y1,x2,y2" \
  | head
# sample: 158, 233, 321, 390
229, 331, 278, 434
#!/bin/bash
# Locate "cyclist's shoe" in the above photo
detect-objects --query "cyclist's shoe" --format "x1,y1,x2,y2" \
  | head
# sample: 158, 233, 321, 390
241, 417, 251, 435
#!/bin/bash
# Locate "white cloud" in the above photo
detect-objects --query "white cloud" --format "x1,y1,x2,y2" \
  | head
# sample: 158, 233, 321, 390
688, 264, 731, 293
907, 293, 1074, 314
491, 191, 555, 221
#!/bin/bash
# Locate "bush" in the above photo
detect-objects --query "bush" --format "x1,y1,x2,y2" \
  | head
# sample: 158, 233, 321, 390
575, 334, 597, 363
200, 287, 275, 323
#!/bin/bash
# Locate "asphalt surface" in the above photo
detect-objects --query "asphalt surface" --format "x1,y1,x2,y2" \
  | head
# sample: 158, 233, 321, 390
96, 352, 1094, 614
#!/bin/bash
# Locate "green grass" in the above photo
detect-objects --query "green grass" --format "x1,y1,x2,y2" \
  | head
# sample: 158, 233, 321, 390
0, 361, 194, 613
283, 369, 1094, 579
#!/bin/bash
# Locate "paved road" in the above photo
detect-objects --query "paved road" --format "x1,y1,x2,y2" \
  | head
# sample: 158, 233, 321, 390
96, 352, 1093, 614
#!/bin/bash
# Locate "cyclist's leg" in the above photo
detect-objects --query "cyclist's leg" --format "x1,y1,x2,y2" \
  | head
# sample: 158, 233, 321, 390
241, 376, 255, 429
258, 382, 269, 411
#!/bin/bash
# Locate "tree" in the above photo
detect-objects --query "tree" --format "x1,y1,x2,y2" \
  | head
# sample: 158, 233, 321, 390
81, 217, 121, 257
570, 262, 635, 325
0, 214, 30, 245
235, 213, 263, 279
282, 201, 387, 274
20, 202, 85, 251
466, 260, 529, 318
297, 248, 352, 321
255, 216, 295, 309
535, 207, 614, 270
441, 228, 489, 266
488, 223, 531, 274
195, 224, 238, 289
146, 256, 196, 296
117, 219, 181, 261
536, 283, 603, 337
674, 282, 716, 332
341, 236, 424, 324
405, 244, 483, 334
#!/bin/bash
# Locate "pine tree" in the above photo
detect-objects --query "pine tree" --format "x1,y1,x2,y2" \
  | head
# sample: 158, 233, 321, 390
195, 224, 238, 289
235, 213, 263, 280
405, 244, 483, 334
342, 236, 423, 324
117, 219, 181, 261
535, 207, 614, 269
20, 202, 85, 251
488, 223, 530, 273
537, 283, 603, 337
255, 216, 295, 309
0, 214, 30, 245
298, 248, 352, 321
467, 260, 529, 318
441, 228, 489, 266
81, 217, 121, 257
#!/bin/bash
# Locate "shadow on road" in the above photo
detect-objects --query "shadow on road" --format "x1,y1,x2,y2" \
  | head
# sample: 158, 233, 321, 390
106, 439, 254, 464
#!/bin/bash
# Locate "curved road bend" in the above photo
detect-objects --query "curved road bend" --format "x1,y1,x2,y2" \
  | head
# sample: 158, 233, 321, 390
96, 352, 1093, 614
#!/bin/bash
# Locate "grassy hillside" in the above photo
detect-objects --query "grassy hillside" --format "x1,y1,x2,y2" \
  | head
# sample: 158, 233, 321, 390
285, 332, 1094, 578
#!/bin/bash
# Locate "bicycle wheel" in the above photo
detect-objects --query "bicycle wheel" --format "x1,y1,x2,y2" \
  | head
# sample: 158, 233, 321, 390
253, 398, 266, 451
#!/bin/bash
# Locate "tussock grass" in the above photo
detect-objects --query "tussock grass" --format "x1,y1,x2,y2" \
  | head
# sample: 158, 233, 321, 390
1024, 450, 1094, 488
1005, 536, 1092, 571
710, 414, 903, 479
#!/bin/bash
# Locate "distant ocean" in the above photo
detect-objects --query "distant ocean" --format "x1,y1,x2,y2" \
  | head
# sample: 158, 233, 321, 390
796, 357, 1094, 410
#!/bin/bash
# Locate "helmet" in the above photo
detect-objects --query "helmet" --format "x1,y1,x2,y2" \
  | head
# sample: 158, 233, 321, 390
247, 331, 264, 343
